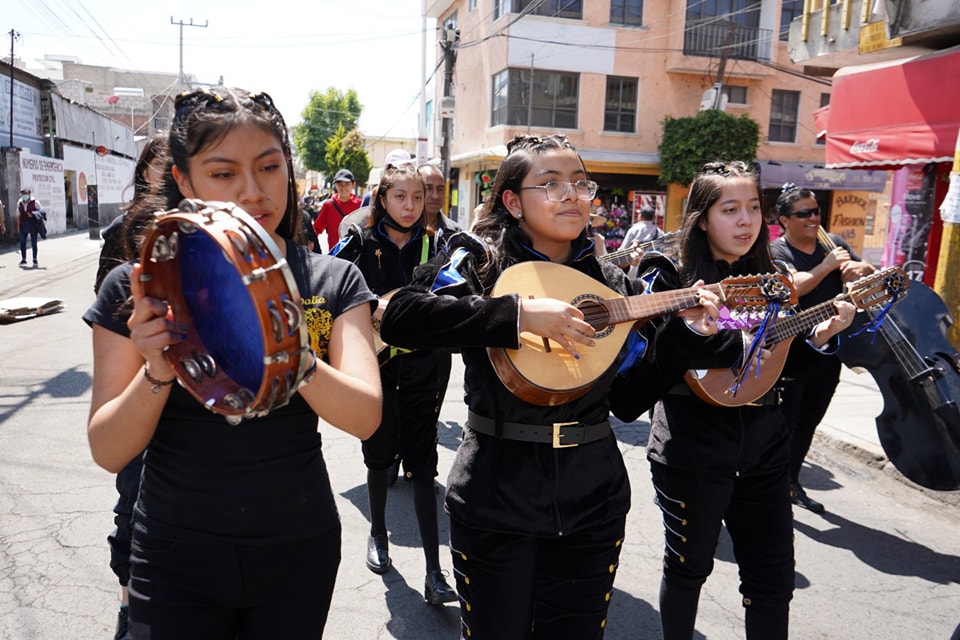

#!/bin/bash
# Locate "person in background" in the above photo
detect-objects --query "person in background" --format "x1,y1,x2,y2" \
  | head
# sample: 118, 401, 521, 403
633, 162, 855, 640
380, 134, 720, 639
590, 210, 608, 257
341, 149, 416, 236
771, 184, 875, 513
621, 205, 663, 249
17, 188, 45, 268
386, 162, 462, 486
84, 87, 381, 639
96, 133, 169, 293
313, 169, 361, 251
91, 131, 170, 640
330, 162, 457, 606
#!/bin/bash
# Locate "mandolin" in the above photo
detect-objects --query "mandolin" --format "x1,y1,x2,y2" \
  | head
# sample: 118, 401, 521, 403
685, 267, 908, 407
487, 261, 794, 406
601, 231, 681, 269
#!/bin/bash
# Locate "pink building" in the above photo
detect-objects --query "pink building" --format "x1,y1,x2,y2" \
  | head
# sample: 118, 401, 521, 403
426, 0, 841, 240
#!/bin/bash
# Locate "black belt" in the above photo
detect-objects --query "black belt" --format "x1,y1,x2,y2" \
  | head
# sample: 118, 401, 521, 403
668, 383, 783, 406
467, 410, 611, 448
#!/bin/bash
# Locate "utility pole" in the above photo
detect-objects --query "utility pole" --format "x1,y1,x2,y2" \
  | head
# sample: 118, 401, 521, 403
712, 24, 735, 110
170, 17, 208, 90
8, 29, 20, 148
438, 27, 459, 218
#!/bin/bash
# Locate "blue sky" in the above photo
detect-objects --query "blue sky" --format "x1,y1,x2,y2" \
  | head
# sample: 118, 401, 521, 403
7, 0, 435, 137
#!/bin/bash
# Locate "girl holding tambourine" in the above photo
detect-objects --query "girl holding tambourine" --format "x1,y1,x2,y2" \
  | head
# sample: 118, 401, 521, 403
84, 87, 382, 639
330, 162, 458, 606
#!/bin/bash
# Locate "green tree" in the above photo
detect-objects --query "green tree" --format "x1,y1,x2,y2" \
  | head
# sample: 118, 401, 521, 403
293, 87, 363, 175
658, 110, 761, 186
324, 125, 372, 187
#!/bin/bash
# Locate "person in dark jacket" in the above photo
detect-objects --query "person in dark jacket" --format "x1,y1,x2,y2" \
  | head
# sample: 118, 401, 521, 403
380, 134, 720, 639
631, 161, 855, 640
771, 184, 875, 513
330, 162, 457, 606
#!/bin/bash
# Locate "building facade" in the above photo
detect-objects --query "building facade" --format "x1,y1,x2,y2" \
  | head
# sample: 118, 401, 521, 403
426, 0, 848, 239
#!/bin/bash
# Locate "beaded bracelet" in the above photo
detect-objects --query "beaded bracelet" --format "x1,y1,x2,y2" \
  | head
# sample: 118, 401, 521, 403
143, 364, 176, 394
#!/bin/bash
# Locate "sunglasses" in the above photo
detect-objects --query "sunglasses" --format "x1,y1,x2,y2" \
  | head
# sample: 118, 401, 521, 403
791, 207, 821, 219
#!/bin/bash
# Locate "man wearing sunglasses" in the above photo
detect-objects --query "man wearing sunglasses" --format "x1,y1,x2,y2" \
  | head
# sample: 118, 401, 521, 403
770, 185, 875, 514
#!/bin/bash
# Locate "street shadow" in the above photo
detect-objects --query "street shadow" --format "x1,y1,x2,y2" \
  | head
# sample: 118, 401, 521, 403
339, 478, 452, 552
381, 575, 461, 639
605, 587, 661, 638
793, 510, 960, 585
438, 419, 462, 454
612, 416, 651, 447
792, 461, 848, 493
0, 366, 91, 426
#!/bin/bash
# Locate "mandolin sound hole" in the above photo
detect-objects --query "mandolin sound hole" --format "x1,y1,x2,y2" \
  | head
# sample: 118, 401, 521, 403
576, 299, 612, 336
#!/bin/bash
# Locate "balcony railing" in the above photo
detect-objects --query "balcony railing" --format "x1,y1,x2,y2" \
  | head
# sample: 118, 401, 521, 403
683, 21, 773, 62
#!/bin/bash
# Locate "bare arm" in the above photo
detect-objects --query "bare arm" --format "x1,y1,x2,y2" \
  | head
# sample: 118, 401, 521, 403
88, 264, 183, 473
299, 303, 382, 439
791, 247, 850, 297
809, 299, 856, 348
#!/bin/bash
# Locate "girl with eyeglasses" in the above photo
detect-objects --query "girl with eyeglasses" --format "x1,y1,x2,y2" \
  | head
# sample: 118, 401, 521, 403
379, 134, 720, 639
628, 163, 855, 640
771, 184, 875, 514
84, 87, 382, 639
330, 162, 458, 607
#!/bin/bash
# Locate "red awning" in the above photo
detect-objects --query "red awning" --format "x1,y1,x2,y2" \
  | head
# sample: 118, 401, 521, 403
821, 45, 960, 170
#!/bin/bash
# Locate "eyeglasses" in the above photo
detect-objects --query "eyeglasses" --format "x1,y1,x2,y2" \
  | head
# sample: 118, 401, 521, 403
516, 180, 599, 202
791, 207, 821, 219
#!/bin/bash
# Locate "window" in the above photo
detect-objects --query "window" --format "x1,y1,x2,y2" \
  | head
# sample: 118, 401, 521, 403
684, 0, 767, 61
769, 90, 800, 143
815, 93, 830, 145
516, 0, 583, 19
494, 0, 508, 20
491, 68, 580, 129
604, 76, 637, 132
780, 0, 803, 41
468, 0, 477, 11
723, 85, 748, 105
611, 0, 643, 26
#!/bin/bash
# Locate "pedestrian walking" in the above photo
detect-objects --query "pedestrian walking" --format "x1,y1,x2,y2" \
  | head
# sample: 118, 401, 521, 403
17, 188, 45, 267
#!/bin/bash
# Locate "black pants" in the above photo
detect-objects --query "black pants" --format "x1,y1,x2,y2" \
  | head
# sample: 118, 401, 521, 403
450, 515, 626, 640
127, 525, 340, 639
780, 357, 842, 483
108, 452, 144, 586
650, 460, 794, 640
363, 350, 442, 476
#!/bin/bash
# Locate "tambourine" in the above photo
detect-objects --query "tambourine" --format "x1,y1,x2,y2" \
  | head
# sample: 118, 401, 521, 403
139, 199, 309, 423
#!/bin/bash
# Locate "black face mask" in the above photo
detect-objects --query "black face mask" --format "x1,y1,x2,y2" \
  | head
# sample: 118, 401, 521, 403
381, 212, 422, 233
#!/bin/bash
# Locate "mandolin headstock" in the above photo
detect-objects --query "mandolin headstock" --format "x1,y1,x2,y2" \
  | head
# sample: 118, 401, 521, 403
713, 272, 797, 313
846, 266, 909, 311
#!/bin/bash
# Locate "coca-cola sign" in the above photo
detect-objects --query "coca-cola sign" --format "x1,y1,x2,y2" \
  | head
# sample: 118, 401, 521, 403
850, 138, 880, 154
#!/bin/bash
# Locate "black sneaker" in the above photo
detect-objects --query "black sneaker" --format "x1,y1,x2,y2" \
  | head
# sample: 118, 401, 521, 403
114, 606, 129, 640
32, 261, 39, 268
790, 483, 825, 514
424, 569, 457, 605
19, 260, 26, 266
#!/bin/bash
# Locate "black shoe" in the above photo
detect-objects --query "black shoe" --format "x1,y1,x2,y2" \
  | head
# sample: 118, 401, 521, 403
387, 458, 401, 486
790, 483, 825, 514
424, 569, 457, 605
114, 606, 129, 640
366, 534, 391, 574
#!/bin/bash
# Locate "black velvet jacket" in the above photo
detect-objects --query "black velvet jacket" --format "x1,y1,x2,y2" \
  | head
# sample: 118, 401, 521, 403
380, 232, 659, 536
637, 254, 791, 476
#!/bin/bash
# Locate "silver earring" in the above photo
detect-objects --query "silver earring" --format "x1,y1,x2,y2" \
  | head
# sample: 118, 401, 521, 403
516, 211, 523, 220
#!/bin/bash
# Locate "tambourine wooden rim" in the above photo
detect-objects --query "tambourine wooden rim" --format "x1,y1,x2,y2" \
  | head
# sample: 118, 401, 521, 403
139, 199, 309, 422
